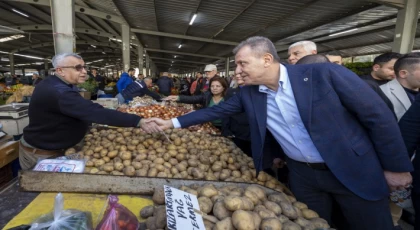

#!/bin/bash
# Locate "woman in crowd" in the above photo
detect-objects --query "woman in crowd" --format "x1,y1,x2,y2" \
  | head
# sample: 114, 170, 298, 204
164, 76, 227, 130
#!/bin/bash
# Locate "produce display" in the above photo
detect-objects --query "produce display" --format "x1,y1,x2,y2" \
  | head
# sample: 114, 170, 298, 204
117, 104, 190, 120
5, 85, 34, 104
140, 184, 330, 230
128, 96, 157, 107
67, 127, 288, 193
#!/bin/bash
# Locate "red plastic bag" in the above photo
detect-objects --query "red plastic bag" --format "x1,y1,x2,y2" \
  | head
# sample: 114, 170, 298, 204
96, 195, 139, 230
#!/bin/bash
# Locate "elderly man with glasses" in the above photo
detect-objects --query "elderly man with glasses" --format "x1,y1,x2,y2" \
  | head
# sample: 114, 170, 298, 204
19, 53, 160, 170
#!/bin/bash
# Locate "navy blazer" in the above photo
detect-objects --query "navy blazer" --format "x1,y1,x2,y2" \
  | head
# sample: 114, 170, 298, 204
177, 63, 413, 201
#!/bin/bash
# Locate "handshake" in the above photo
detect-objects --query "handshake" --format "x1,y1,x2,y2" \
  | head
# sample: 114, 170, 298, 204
139, 118, 174, 133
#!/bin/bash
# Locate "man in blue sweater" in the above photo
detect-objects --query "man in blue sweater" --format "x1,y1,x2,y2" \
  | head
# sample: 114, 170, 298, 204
116, 68, 135, 93
115, 77, 161, 103
156, 72, 174, 96
20, 53, 160, 170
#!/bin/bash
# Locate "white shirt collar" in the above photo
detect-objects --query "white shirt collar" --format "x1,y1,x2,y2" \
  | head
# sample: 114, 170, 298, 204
259, 64, 288, 93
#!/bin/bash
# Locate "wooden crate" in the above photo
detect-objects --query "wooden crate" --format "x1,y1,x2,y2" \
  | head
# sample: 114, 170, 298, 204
0, 162, 13, 188
0, 141, 19, 168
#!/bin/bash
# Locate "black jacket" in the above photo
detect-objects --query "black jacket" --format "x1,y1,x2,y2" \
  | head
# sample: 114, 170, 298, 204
94, 75, 106, 90
180, 79, 191, 95
23, 75, 141, 150
157, 76, 174, 96
399, 95, 420, 192
178, 91, 212, 108
361, 78, 395, 116
193, 77, 206, 95
221, 87, 250, 141
121, 80, 161, 101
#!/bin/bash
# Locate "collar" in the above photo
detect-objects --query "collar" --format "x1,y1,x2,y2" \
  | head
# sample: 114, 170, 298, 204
259, 64, 288, 93
55, 74, 71, 85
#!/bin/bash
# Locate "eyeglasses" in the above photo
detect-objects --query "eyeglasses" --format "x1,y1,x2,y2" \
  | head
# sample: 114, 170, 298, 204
58, 64, 89, 72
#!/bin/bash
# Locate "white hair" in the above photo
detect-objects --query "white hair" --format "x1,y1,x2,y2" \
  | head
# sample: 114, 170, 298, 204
52, 53, 83, 68
288, 41, 317, 53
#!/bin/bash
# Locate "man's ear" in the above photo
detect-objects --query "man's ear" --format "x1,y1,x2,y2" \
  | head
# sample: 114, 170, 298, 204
398, 69, 408, 79
312, 50, 317, 55
372, 64, 381, 72
263, 53, 274, 67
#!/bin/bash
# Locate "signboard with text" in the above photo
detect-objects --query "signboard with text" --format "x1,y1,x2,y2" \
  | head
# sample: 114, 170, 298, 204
164, 185, 206, 230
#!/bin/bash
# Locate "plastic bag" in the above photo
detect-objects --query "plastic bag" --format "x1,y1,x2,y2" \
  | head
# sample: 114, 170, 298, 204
96, 195, 139, 230
33, 159, 86, 173
29, 193, 93, 230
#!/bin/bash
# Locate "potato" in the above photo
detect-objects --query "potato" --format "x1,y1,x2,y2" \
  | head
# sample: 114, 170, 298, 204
192, 168, 205, 179
199, 186, 218, 198
103, 164, 114, 172
119, 151, 132, 160
94, 159, 105, 167
257, 209, 276, 219
86, 160, 94, 167
294, 217, 312, 228
246, 185, 266, 201
107, 150, 118, 158
157, 172, 168, 178
213, 201, 232, 220
153, 205, 167, 229
197, 196, 212, 214
294, 206, 302, 217
283, 220, 302, 230
288, 196, 297, 203
65, 148, 76, 156
301, 209, 319, 220
90, 168, 99, 174
153, 187, 165, 205
132, 161, 142, 170
127, 145, 136, 151
136, 168, 148, 177
97, 170, 108, 175
280, 202, 299, 220
102, 156, 110, 163
123, 166, 135, 176
293, 202, 308, 210
264, 200, 282, 215
114, 162, 124, 171
310, 218, 329, 229
154, 157, 165, 164
113, 157, 122, 163
278, 215, 290, 223
232, 210, 254, 230
268, 193, 290, 204
148, 168, 158, 177
244, 190, 260, 205
122, 159, 131, 167
135, 153, 147, 162
146, 216, 156, 230
93, 146, 103, 153
213, 217, 234, 230
93, 153, 101, 159
260, 217, 282, 230
251, 212, 262, 229
110, 170, 124, 175
175, 164, 186, 172
155, 164, 165, 172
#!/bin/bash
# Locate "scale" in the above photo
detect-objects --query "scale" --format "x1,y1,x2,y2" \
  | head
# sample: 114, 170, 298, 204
0, 103, 30, 136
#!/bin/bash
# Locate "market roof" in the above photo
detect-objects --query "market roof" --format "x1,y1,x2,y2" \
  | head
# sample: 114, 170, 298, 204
0, 0, 415, 72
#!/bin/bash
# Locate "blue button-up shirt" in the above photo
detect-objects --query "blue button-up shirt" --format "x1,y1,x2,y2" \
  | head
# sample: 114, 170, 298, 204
259, 64, 324, 163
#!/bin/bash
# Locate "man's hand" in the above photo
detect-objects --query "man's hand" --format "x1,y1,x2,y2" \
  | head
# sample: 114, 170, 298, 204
162, 95, 179, 101
139, 118, 161, 133
384, 171, 412, 191
147, 118, 174, 131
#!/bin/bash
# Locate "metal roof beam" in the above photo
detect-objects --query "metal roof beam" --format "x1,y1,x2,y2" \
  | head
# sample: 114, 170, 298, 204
145, 48, 225, 60
11, 41, 126, 53
150, 57, 208, 65
131, 28, 238, 46
4, 0, 126, 24
153, 62, 201, 68
367, 0, 404, 9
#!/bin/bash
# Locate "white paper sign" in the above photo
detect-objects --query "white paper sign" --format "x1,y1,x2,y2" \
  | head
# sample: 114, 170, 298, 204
164, 185, 206, 230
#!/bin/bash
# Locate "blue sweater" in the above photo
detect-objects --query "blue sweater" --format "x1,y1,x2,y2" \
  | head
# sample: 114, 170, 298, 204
116, 72, 133, 92
23, 75, 141, 150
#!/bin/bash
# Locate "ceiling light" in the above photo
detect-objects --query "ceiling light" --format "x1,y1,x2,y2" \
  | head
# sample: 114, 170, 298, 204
178, 44, 182, 49
174, 56, 177, 58
102, 52, 106, 54
230, 59, 234, 62
189, 14, 197, 25
91, 45, 96, 48
0, 35, 25, 43
14, 53, 44, 60
12, 9, 29, 17
329, 28, 358, 37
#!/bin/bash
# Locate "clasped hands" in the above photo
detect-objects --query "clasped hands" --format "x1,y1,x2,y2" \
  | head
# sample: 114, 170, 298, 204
139, 117, 174, 133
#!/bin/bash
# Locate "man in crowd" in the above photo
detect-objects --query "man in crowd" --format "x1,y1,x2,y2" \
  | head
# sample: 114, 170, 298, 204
91, 68, 105, 92
190, 72, 204, 95
116, 77, 161, 103
116, 68, 135, 93
360, 52, 402, 86
325, 51, 343, 65
147, 36, 412, 230
287, 40, 317, 64
202, 64, 219, 92
32, 73, 42, 86
156, 72, 174, 96
20, 53, 160, 170
138, 73, 144, 81
380, 53, 420, 229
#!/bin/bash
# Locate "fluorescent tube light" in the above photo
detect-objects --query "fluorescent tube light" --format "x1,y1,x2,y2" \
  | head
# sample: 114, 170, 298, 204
12, 9, 29, 17
329, 28, 358, 37
189, 14, 197, 25
178, 44, 182, 49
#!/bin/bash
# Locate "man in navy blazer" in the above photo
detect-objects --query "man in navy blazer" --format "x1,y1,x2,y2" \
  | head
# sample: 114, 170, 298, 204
148, 37, 413, 229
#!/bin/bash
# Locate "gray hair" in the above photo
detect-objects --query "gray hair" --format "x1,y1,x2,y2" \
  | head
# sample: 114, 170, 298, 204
52, 53, 83, 68
233, 36, 280, 62
288, 41, 317, 53
144, 77, 152, 81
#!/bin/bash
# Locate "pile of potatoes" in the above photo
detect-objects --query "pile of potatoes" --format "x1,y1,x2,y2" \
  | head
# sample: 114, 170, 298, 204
67, 127, 288, 193
140, 184, 330, 230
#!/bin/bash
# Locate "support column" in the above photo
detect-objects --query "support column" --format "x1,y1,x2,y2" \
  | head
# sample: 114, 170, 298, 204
137, 44, 144, 72
225, 57, 230, 78
145, 54, 150, 77
50, 0, 75, 54
22, 69, 25, 78
121, 24, 131, 72
392, 0, 420, 53
9, 53, 15, 75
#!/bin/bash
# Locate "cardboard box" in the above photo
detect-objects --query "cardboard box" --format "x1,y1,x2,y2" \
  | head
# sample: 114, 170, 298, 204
79, 91, 91, 100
